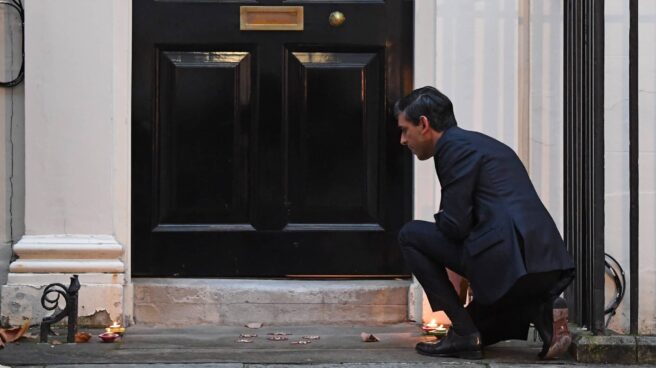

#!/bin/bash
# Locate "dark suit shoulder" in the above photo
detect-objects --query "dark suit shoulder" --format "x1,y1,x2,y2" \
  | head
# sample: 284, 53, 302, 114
435, 127, 474, 156
441, 127, 519, 163
434, 129, 483, 186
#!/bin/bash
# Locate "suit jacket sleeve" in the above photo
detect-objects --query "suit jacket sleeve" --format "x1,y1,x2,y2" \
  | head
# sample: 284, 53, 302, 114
434, 140, 480, 242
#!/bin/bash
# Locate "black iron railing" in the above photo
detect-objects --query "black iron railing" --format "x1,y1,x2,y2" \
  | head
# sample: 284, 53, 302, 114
39, 275, 80, 343
628, 0, 639, 336
564, 0, 606, 334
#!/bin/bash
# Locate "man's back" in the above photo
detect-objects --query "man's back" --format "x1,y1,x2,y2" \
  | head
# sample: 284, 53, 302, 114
434, 126, 574, 302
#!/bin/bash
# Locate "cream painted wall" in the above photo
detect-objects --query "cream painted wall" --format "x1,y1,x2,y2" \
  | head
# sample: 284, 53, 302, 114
0, 4, 25, 286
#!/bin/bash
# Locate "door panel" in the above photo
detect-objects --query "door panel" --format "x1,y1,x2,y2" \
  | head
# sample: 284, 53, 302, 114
133, 0, 413, 277
157, 51, 252, 225
287, 52, 381, 225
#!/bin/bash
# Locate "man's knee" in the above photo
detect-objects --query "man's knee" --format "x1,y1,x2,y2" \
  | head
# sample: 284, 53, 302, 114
398, 220, 423, 247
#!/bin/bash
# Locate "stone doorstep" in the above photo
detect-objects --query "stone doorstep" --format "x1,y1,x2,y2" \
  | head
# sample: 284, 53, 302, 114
133, 278, 412, 327
569, 326, 656, 364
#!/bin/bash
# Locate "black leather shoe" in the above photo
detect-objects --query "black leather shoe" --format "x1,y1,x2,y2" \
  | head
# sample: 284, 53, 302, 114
534, 297, 572, 359
415, 329, 483, 359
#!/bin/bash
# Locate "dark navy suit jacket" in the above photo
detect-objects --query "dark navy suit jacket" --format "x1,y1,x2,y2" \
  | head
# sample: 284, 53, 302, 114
433, 126, 575, 305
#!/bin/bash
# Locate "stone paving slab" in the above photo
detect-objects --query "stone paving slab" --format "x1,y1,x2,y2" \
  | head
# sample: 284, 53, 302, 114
570, 329, 656, 364
637, 336, 656, 364
0, 323, 575, 367
571, 334, 637, 364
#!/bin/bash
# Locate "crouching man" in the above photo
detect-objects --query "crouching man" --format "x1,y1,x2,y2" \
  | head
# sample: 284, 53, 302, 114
395, 86, 575, 360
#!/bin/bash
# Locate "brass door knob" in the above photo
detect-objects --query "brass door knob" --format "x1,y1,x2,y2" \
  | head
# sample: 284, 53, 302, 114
329, 11, 346, 27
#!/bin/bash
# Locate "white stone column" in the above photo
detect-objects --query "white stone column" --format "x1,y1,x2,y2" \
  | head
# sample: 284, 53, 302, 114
0, 0, 132, 326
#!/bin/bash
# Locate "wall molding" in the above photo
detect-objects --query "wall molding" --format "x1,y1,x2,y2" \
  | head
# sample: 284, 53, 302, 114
9, 235, 124, 273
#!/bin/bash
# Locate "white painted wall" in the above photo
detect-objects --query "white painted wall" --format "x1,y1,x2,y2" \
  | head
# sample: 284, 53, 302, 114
603, 0, 656, 335
0, 3, 25, 287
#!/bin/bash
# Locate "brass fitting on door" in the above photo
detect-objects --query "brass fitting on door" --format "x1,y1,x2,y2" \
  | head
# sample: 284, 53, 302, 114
329, 11, 346, 27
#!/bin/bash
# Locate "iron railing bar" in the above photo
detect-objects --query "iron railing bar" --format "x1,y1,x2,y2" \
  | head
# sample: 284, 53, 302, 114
591, 0, 606, 334
629, 0, 639, 336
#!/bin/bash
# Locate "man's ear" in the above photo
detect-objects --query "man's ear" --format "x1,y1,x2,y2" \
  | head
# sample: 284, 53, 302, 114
419, 116, 431, 134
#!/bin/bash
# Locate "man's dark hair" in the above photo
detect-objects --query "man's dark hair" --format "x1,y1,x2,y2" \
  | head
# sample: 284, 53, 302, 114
393, 86, 457, 132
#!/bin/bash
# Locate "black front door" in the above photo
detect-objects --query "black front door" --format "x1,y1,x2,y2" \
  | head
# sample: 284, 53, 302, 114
132, 0, 413, 277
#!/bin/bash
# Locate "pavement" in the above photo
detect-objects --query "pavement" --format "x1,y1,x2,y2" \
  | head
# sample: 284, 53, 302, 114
0, 323, 647, 367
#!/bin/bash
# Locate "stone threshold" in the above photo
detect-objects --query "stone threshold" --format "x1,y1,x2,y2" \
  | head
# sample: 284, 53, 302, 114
133, 278, 412, 326
570, 325, 656, 364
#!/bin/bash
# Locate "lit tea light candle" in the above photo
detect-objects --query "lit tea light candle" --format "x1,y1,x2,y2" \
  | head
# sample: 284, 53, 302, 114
421, 320, 449, 336
429, 324, 449, 337
107, 321, 126, 336
421, 319, 438, 332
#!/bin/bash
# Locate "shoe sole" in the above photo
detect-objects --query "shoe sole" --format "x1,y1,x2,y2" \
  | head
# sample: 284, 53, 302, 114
416, 349, 483, 360
542, 306, 572, 360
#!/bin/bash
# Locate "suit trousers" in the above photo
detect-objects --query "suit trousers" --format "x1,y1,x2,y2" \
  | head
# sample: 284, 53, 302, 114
399, 220, 565, 345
